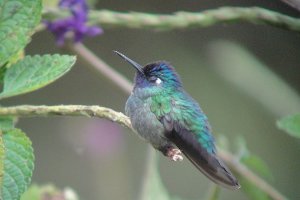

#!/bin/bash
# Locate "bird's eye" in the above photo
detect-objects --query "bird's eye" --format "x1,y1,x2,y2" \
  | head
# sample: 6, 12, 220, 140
155, 78, 162, 85
148, 76, 157, 82
148, 76, 162, 85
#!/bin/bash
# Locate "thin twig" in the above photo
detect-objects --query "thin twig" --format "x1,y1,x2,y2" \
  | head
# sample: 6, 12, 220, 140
42, 7, 300, 32
65, 43, 132, 94
0, 105, 288, 200
281, 0, 300, 12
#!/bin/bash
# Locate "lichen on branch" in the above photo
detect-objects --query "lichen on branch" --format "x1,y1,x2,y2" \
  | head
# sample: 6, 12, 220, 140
43, 7, 300, 32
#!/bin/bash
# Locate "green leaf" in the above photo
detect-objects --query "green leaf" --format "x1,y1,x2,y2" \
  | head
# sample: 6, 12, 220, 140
21, 184, 80, 200
240, 178, 270, 200
241, 154, 273, 181
0, 131, 4, 190
0, 64, 7, 83
0, 54, 76, 99
0, 129, 34, 200
20, 184, 41, 200
42, 0, 59, 7
0, 0, 42, 66
277, 114, 300, 138
237, 138, 273, 200
236, 137, 273, 181
0, 117, 15, 189
0, 117, 15, 131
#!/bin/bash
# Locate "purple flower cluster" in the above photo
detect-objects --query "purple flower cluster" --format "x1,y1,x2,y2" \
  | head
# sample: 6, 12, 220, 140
46, 0, 102, 45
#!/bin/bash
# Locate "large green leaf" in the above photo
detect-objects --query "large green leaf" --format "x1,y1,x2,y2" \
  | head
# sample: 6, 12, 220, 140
277, 114, 300, 138
0, 117, 15, 131
0, 129, 34, 200
0, 0, 42, 66
0, 131, 4, 190
0, 117, 14, 189
0, 54, 76, 99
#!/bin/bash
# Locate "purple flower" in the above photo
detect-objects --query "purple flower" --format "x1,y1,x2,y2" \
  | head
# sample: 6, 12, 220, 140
45, 0, 103, 46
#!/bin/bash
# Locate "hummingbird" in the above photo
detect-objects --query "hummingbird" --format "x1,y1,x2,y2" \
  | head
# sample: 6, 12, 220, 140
114, 51, 240, 189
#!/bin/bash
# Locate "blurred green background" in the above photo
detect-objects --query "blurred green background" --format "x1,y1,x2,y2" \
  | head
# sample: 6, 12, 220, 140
4, 0, 300, 199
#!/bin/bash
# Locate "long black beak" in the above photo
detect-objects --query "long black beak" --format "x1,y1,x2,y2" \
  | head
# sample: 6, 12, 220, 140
114, 51, 145, 75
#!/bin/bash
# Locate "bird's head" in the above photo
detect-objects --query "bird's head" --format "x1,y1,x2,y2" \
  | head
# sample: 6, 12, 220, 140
115, 51, 182, 95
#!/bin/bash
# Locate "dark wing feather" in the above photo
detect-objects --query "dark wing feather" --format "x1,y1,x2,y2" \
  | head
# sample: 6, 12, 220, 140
167, 124, 240, 189
153, 91, 240, 189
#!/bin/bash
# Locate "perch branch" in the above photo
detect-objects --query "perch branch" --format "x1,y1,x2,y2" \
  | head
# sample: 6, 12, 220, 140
0, 105, 131, 128
0, 105, 287, 200
42, 7, 300, 32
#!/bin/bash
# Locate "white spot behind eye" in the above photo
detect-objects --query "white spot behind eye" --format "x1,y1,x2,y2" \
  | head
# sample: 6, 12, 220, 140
155, 78, 162, 85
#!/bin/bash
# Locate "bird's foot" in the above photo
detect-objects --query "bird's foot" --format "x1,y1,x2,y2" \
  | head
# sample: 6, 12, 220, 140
167, 148, 183, 161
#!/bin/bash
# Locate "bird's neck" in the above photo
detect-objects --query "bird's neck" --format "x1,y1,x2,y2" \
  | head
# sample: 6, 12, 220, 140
132, 86, 176, 100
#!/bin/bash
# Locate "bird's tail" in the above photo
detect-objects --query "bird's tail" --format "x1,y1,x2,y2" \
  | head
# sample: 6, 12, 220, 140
169, 128, 240, 189
183, 151, 240, 190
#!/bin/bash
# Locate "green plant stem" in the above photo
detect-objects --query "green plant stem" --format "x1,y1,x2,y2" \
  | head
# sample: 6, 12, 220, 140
0, 105, 288, 200
138, 148, 157, 200
42, 7, 300, 32
206, 184, 220, 200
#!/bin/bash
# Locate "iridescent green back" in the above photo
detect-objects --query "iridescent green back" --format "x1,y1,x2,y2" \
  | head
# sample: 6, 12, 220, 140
150, 88, 216, 154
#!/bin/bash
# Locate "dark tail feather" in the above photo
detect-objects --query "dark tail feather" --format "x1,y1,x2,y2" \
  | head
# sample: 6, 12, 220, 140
183, 151, 240, 190
168, 129, 240, 189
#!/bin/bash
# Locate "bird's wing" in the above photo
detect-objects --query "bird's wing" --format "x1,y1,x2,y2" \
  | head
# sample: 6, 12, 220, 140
150, 91, 240, 189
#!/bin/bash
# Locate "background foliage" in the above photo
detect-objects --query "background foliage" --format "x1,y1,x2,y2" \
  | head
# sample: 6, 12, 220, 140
0, 0, 299, 200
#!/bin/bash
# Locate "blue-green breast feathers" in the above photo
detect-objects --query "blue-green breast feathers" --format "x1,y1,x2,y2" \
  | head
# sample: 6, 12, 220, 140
150, 89, 216, 154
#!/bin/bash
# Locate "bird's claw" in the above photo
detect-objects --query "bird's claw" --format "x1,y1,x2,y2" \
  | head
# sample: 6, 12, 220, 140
167, 148, 183, 161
